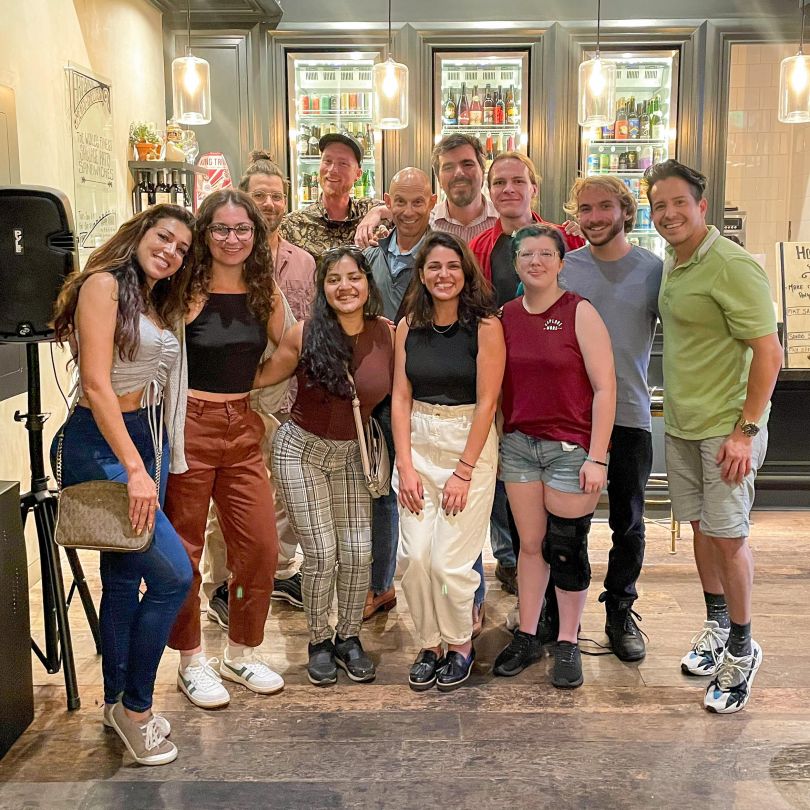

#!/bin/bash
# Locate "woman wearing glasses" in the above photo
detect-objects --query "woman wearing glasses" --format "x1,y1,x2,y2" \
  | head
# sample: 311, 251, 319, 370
254, 246, 393, 686
492, 224, 615, 689
164, 188, 287, 708
393, 231, 505, 692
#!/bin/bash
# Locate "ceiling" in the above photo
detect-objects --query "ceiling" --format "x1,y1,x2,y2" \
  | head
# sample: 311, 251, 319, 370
147, 0, 284, 28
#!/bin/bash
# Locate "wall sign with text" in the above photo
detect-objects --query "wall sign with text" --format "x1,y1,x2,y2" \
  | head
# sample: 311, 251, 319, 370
778, 241, 810, 369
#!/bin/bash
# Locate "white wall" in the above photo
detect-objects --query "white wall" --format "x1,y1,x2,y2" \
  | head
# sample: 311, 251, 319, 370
0, 0, 166, 582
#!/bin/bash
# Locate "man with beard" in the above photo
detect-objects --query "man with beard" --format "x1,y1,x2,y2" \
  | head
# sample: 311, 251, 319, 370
557, 175, 662, 662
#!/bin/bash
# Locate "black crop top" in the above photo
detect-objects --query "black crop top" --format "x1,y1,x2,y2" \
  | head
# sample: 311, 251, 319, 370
405, 322, 478, 405
186, 293, 267, 393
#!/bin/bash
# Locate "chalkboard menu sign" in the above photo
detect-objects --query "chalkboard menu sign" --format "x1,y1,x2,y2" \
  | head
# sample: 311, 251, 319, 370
779, 242, 810, 369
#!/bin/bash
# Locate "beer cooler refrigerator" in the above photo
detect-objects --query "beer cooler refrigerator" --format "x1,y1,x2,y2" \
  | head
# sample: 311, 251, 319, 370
286, 52, 384, 211
579, 49, 680, 256
433, 51, 530, 195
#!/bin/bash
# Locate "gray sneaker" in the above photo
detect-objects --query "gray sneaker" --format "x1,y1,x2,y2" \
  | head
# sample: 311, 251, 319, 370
103, 702, 171, 737
108, 701, 177, 766
206, 583, 229, 630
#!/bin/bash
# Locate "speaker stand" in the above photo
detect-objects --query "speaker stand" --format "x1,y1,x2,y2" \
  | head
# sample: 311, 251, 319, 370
16, 343, 101, 712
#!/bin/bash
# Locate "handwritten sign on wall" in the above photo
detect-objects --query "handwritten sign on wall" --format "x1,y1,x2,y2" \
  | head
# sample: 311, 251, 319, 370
778, 242, 810, 369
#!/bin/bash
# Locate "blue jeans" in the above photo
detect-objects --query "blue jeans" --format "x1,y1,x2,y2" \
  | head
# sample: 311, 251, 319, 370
490, 480, 518, 565
370, 398, 399, 594
52, 406, 192, 712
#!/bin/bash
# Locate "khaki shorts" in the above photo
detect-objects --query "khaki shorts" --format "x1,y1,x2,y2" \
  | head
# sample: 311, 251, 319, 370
664, 428, 768, 539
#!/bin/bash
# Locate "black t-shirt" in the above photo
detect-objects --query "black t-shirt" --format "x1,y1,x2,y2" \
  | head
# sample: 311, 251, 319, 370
490, 233, 521, 306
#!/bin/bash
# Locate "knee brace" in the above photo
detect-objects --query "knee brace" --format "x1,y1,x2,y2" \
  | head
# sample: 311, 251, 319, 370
541, 513, 593, 592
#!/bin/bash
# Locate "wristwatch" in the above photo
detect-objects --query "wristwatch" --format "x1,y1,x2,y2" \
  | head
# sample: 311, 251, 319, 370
737, 416, 760, 437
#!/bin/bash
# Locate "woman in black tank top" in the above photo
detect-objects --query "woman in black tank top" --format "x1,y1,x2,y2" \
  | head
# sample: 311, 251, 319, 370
392, 231, 505, 692
164, 189, 288, 709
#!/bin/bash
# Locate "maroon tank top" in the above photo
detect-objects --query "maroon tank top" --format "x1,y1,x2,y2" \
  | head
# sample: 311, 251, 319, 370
501, 291, 593, 450
291, 318, 393, 441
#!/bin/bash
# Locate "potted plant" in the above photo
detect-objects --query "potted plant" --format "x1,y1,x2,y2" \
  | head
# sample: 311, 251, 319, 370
129, 121, 161, 160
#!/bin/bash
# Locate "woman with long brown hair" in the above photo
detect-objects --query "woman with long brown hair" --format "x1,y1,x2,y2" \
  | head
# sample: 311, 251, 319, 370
51, 204, 195, 765
164, 188, 287, 709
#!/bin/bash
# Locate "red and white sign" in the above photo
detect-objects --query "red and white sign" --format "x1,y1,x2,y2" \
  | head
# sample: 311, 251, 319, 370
195, 152, 233, 211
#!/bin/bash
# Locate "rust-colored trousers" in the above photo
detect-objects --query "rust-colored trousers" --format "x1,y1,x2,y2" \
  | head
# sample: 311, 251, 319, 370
166, 397, 278, 650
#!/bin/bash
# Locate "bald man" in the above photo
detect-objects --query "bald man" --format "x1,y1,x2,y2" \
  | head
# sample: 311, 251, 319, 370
361, 168, 436, 620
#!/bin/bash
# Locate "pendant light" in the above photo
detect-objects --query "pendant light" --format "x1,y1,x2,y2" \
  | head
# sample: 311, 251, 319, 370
371, 0, 409, 129
172, 0, 212, 125
778, 0, 810, 123
577, 0, 617, 127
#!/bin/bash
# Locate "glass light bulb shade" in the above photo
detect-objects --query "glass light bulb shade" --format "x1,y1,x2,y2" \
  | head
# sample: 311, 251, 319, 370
372, 58, 408, 130
172, 55, 211, 125
578, 57, 617, 127
778, 53, 810, 124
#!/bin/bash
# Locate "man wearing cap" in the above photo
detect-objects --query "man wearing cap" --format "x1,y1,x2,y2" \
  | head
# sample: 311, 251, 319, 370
280, 132, 384, 262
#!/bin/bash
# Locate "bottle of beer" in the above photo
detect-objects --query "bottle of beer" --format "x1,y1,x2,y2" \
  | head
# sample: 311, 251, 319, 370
506, 85, 517, 124
470, 85, 483, 126
639, 101, 651, 139
485, 135, 494, 171
494, 86, 505, 125
650, 95, 664, 140
615, 100, 629, 140
483, 84, 494, 125
628, 103, 640, 140
458, 83, 470, 126
444, 88, 457, 126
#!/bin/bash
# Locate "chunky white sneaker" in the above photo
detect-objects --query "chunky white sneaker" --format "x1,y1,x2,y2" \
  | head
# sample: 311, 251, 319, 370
220, 650, 285, 694
103, 703, 171, 737
680, 620, 730, 676
704, 641, 763, 715
177, 657, 230, 708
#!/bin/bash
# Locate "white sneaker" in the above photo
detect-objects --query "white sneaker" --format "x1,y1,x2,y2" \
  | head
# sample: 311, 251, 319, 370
177, 656, 231, 708
680, 620, 730, 676
505, 600, 520, 633
220, 649, 285, 694
704, 641, 763, 714
103, 702, 171, 737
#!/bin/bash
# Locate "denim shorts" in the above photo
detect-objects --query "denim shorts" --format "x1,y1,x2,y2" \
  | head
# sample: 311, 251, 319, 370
499, 430, 589, 494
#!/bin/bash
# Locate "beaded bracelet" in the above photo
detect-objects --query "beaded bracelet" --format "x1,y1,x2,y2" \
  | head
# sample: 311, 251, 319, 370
586, 456, 608, 467
458, 458, 476, 469
452, 471, 472, 482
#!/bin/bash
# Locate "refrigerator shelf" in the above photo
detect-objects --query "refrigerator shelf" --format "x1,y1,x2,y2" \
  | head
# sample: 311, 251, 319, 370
442, 124, 519, 133
590, 138, 667, 146
298, 112, 372, 119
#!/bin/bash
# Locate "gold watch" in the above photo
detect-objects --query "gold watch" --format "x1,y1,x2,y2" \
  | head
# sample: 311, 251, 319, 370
737, 416, 760, 437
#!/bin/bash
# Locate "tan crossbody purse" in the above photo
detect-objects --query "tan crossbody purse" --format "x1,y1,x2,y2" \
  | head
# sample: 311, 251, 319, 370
347, 371, 391, 499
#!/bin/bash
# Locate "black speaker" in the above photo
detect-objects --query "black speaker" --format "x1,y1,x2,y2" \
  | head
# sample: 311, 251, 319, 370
0, 480, 33, 758
0, 186, 77, 342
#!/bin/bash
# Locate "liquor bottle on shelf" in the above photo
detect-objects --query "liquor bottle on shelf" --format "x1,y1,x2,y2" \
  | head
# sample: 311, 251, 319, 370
650, 95, 665, 140
133, 171, 153, 212
169, 170, 185, 207
308, 126, 320, 156
154, 171, 171, 204
458, 83, 470, 126
483, 84, 494, 125
470, 86, 483, 126
297, 125, 310, 156
615, 101, 629, 140
628, 104, 640, 140
506, 85, 517, 124
484, 135, 495, 171
639, 101, 651, 139
494, 86, 505, 125
444, 87, 457, 126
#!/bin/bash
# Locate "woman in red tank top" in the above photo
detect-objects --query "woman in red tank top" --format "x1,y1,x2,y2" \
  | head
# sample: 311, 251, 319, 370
493, 224, 615, 690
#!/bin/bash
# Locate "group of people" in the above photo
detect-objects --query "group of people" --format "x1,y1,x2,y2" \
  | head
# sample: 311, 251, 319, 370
50, 126, 782, 768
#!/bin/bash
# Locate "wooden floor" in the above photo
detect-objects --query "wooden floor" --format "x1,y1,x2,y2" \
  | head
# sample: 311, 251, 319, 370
1, 511, 809, 809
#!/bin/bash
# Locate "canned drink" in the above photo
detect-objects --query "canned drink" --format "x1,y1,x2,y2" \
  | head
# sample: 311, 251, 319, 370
321, 94, 330, 112
609, 151, 619, 172
599, 152, 610, 173
652, 147, 664, 165
341, 92, 349, 111
627, 148, 639, 170
587, 154, 599, 175
639, 207, 651, 229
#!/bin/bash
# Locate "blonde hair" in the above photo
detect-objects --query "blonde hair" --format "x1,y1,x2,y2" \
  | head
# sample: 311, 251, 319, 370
564, 175, 637, 234
487, 151, 539, 189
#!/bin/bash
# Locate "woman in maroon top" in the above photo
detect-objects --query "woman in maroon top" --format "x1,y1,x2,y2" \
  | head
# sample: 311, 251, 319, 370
255, 246, 394, 686
493, 224, 615, 689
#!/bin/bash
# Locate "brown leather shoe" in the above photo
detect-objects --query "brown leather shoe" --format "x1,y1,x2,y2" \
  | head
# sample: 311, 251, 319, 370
472, 602, 486, 639
363, 587, 397, 621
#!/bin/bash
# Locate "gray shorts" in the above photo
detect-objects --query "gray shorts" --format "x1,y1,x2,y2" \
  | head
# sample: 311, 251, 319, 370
499, 430, 590, 494
664, 428, 768, 538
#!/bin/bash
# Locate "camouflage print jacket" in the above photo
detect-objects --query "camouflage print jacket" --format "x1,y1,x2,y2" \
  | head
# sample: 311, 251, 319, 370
279, 196, 383, 264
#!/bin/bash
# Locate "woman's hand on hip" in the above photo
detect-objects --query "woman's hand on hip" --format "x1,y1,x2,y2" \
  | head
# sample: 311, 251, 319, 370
579, 460, 606, 495
397, 464, 425, 515
127, 465, 158, 535
442, 472, 470, 516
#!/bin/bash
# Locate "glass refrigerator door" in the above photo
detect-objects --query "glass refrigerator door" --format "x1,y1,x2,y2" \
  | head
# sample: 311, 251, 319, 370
579, 49, 680, 256
433, 51, 529, 195
287, 52, 383, 211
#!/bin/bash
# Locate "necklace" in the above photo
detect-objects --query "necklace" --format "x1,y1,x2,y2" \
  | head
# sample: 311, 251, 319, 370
431, 320, 457, 334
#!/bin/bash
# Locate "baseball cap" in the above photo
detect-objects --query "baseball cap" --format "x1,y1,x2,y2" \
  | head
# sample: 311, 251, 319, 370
318, 132, 363, 165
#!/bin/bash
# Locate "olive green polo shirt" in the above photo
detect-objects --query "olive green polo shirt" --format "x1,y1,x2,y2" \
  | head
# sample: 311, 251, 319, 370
658, 225, 777, 440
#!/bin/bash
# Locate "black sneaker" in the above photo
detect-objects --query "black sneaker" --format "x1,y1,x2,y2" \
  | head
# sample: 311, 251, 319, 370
552, 641, 583, 689
408, 649, 445, 692
307, 638, 337, 687
272, 572, 304, 608
600, 592, 646, 662
493, 629, 543, 677
495, 562, 518, 595
206, 583, 229, 630
436, 648, 476, 692
334, 635, 376, 683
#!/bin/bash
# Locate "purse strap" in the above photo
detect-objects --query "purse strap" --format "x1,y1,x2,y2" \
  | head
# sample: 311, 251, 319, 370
346, 370, 371, 478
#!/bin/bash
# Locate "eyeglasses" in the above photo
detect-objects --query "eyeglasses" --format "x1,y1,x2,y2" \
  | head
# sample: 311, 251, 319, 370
207, 223, 255, 241
517, 250, 559, 262
249, 191, 286, 204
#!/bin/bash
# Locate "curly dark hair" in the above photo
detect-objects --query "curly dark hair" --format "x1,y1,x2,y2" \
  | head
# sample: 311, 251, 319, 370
52, 204, 195, 360
300, 245, 384, 399
402, 231, 496, 329
185, 188, 276, 323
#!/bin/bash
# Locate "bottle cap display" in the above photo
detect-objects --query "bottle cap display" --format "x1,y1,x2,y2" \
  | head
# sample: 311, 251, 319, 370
318, 132, 363, 164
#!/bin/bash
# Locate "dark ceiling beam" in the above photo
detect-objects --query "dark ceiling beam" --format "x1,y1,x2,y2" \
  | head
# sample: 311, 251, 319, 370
146, 0, 283, 28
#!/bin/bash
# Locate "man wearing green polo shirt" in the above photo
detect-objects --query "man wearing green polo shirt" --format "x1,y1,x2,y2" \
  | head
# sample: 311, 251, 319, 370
647, 160, 782, 714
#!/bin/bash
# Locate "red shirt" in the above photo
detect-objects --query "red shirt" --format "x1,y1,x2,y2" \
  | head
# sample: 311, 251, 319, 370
500, 292, 593, 450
